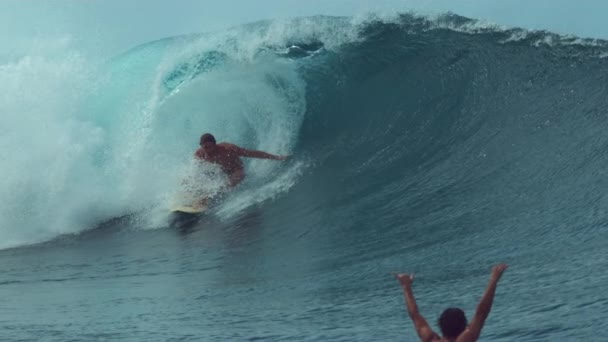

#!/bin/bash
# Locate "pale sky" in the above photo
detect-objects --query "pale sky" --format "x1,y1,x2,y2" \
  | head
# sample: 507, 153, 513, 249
2, 0, 608, 60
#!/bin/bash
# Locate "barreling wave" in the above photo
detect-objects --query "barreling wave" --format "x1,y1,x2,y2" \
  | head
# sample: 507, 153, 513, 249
1, 13, 608, 250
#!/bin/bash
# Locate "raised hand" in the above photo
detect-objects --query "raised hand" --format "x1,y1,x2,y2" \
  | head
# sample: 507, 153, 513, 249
394, 272, 415, 288
490, 263, 509, 282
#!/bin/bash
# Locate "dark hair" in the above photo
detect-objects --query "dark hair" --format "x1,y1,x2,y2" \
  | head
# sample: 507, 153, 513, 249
200, 133, 216, 145
438, 308, 467, 338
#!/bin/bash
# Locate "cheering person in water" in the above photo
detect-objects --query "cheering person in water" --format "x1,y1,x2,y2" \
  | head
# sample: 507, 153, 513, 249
193, 133, 288, 206
395, 264, 509, 342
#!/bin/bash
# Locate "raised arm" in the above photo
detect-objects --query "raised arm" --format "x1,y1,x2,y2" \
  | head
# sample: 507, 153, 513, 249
229, 144, 288, 160
395, 273, 440, 342
457, 264, 509, 342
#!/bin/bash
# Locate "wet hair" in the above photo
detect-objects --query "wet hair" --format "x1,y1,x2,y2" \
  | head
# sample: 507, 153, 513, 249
200, 133, 216, 145
438, 308, 467, 338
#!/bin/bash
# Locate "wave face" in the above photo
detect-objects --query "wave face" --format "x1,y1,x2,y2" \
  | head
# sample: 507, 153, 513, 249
1, 13, 608, 340
295, 14, 608, 258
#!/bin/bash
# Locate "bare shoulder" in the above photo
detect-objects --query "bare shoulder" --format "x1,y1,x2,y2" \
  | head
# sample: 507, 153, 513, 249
221, 143, 247, 154
419, 327, 442, 342
218, 142, 237, 149
455, 328, 477, 342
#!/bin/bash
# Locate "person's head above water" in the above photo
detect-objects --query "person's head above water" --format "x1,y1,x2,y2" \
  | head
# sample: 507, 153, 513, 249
200, 133, 217, 154
200, 133, 216, 145
438, 308, 468, 339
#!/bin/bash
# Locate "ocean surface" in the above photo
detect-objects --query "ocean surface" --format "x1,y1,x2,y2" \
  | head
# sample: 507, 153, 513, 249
1, 13, 608, 341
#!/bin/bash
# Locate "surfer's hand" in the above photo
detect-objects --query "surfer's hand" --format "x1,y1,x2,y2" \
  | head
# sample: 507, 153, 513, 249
490, 263, 508, 282
394, 273, 415, 288
277, 155, 291, 161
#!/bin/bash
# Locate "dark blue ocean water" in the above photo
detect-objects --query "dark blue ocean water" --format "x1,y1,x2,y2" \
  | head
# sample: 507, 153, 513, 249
1, 14, 608, 341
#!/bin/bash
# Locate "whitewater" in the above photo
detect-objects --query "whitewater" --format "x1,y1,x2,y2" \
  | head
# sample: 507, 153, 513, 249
1, 13, 607, 341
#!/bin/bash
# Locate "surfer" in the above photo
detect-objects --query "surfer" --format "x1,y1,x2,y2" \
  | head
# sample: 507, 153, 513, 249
192, 133, 288, 205
394, 263, 508, 342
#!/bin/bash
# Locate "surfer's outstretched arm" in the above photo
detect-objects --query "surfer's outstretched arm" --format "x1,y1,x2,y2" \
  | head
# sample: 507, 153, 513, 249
456, 263, 508, 342
228, 144, 289, 160
395, 273, 441, 342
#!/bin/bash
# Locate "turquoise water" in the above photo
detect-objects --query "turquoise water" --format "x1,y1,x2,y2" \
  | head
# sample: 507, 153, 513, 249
1, 14, 607, 341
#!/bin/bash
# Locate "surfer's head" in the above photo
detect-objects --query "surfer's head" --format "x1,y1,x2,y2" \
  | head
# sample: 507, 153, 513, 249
438, 308, 467, 339
200, 133, 217, 154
